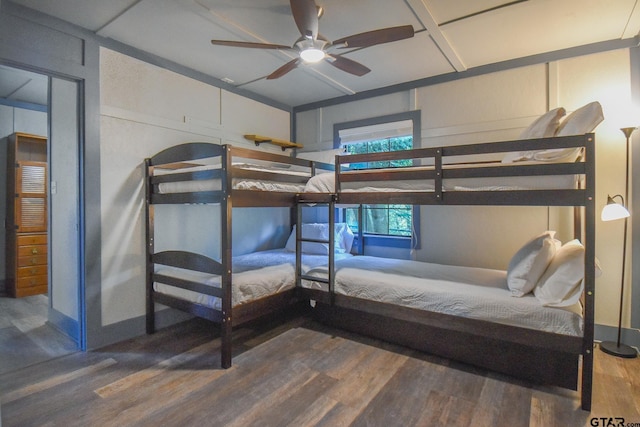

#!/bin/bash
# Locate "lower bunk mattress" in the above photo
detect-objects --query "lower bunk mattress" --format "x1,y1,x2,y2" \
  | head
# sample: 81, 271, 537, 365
302, 256, 583, 337
153, 249, 352, 310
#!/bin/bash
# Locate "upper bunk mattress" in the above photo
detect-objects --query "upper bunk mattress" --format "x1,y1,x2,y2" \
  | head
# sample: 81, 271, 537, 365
304, 160, 580, 193
302, 256, 583, 337
155, 163, 311, 194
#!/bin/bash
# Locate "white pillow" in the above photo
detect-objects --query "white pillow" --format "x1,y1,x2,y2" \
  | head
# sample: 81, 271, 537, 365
285, 223, 329, 254
502, 108, 566, 163
285, 223, 354, 254
534, 239, 587, 307
531, 146, 584, 162
533, 101, 604, 162
335, 222, 355, 254
520, 107, 566, 139
507, 231, 560, 297
556, 101, 604, 136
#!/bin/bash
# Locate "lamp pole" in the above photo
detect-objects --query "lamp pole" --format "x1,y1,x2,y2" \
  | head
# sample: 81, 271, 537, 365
600, 127, 638, 358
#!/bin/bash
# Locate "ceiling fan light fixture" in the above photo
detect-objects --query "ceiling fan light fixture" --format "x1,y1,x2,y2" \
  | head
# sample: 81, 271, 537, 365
210, 2, 415, 79
300, 47, 325, 63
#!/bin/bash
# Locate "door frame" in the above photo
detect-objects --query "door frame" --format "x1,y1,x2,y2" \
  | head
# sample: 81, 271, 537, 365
0, 62, 85, 349
46, 74, 85, 350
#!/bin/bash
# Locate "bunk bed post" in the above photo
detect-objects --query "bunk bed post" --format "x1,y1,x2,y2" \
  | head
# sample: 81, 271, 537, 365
581, 134, 596, 411
574, 206, 582, 240
434, 147, 443, 202
357, 204, 364, 255
334, 157, 341, 194
574, 163, 584, 240
221, 145, 233, 369
144, 158, 155, 334
295, 200, 302, 288
329, 196, 336, 304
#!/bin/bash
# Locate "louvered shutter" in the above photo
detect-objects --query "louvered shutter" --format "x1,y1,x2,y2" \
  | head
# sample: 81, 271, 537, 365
15, 161, 47, 232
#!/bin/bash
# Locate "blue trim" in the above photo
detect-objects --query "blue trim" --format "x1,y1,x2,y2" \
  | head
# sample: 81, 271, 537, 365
294, 37, 640, 112
0, 97, 47, 112
48, 307, 80, 347
76, 77, 87, 351
595, 323, 640, 352
362, 234, 412, 249
79, 36, 101, 352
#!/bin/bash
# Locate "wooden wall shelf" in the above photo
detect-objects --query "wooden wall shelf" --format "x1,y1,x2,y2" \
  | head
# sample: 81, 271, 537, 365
244, 134, 303, 151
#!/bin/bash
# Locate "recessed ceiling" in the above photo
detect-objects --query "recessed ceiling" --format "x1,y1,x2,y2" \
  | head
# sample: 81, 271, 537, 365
0, 65, 48, 106
6, 0, 640, 108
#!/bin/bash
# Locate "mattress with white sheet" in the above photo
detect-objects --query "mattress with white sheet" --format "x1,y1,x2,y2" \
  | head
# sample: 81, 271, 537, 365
304, 161, 580, 193
154, 248, 352, 309
302, 256, 584, 336
155, 163, 312, 194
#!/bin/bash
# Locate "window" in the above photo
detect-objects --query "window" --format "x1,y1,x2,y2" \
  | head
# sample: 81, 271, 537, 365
343, 136, 413, 237
334, 111, 421, 247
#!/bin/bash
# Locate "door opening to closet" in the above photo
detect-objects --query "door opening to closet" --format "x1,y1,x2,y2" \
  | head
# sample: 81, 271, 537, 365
0, 64, 82, 373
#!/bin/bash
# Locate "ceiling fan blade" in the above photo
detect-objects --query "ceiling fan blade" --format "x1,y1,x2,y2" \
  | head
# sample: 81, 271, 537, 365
325, 55, 371, 77
332, 25, 415, 49
290, 0, 318, 40
211, 40, 291, 50
267, 58, 301, 79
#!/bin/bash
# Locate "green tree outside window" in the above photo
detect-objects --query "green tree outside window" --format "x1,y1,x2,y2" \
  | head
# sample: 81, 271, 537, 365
344, 136, 413, 237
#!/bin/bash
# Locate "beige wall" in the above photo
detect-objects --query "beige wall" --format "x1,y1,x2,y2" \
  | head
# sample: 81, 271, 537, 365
415, 65, 557, 269
556, 49, 634, 330
99, 48, 291, 326
295, 48, 633, 330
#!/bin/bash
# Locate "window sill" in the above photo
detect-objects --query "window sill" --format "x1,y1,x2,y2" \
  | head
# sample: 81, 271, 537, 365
356, 234, 414, 249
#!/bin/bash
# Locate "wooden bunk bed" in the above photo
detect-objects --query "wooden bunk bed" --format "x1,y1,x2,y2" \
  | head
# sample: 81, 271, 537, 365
296, 133, 596, 411
144, 142, 332, 368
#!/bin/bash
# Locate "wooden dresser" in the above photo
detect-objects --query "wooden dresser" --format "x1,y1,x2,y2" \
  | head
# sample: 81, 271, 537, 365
5, 132, 48, 297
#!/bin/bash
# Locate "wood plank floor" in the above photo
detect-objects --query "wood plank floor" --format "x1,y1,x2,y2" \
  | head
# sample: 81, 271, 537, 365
1, 314, 639, 427
0, 295, 78, 375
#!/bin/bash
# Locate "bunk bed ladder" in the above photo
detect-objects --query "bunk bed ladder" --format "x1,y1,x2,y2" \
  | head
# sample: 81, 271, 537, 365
296, 195, 336, 303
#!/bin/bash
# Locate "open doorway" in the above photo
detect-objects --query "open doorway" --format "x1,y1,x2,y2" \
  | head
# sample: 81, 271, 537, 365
0, 64, 81, 373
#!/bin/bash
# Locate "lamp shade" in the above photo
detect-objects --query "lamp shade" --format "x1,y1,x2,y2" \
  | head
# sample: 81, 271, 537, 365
601, 195, 630, 221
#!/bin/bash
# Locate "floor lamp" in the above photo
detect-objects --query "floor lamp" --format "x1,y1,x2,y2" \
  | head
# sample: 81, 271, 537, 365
599, 127, 638, 358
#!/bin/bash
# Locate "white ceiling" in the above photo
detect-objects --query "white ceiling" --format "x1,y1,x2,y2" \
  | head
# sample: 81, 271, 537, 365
3, 0, 640, 108
0, 65, 48, 106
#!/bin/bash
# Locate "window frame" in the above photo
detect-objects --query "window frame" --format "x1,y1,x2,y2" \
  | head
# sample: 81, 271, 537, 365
333, 110, 421, 251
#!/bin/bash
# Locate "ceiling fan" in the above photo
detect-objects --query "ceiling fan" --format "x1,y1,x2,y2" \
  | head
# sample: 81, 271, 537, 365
210, 0, 415, 80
